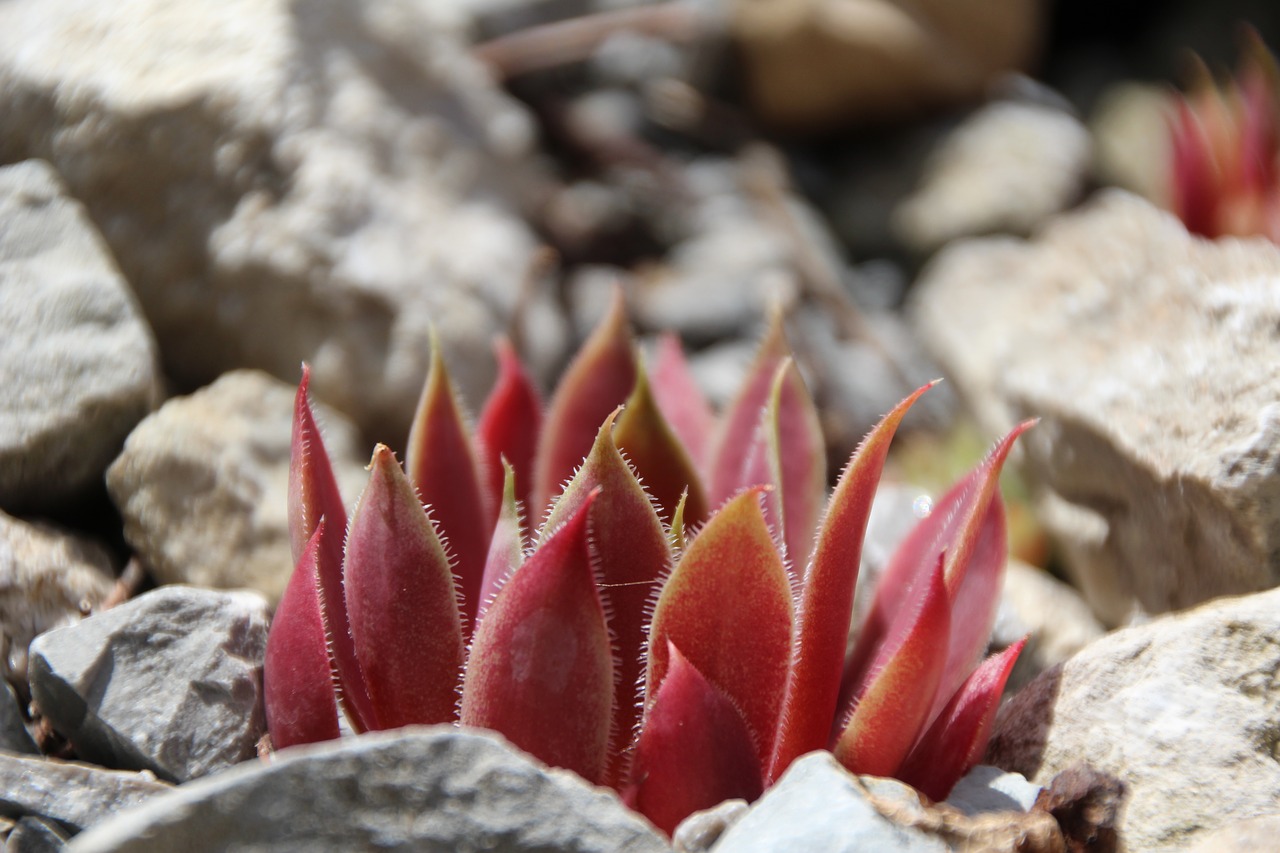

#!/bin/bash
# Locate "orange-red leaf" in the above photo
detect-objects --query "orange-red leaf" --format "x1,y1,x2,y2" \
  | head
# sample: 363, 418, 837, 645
646, 487, 792, 769
461, 491, 614, 785
629, 642, 763, 836
533, 288, 637, 514
476, 460, 525, 625
406, 337, 491, 633
769, 383, 935, 782
344, 445, 465, 729
649, 333, 716, 475
475, 337, 543, 514
263, 523, 339, 749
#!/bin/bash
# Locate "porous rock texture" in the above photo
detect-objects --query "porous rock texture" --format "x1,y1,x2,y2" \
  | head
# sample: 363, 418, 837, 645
29, 586, 270, 784
0, 0, 559, 440
986, 587, 1280, 852
913, 190, 1280, 625
107, 370, 367, 604
0, 159, 161, 513
67, 727, 670, 853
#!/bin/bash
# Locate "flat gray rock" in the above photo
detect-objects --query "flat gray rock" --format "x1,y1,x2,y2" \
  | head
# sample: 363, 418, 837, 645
912, 191, 1280, 624
0, 0, 561, 440
0, 679, 37, 754
0, 510, 115, 689
29, 586, 269, 783
68, 727, 671, 853
6, 816, 70, 852
0, 752, 169, 835
0, 160, 160, 513
107, 370, 366, 604
987, 586, 1280, 852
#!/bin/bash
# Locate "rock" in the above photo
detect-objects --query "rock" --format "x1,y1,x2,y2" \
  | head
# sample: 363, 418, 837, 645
944, 765, 1042, 817
986, 587, 1280, 852
991, 560, 1105, 693
0, 0, 558, 440
894, 101, 1091, 253
0, 159, 161, 513
67, 727, 670, 853
0, 752, 169, 835
912, 191, 1280, 625
1088, 82, 1173, 203
1030, 766, 1124, 853
29, 586, 270, 783
672, 799, 748, 853
1183, 814, 1280, 853
5, 817, 69, 853
731, 0, 1044, 130
1, 679, 37, 755
0, 510, 116, 687
106, 370, 366, 604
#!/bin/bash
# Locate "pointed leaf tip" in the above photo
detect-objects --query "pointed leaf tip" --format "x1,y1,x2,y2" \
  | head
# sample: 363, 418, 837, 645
476, 337, 543, 515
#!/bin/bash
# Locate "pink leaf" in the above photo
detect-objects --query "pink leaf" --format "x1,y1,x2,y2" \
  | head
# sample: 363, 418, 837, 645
533, 288, 637, 514
475, 337, 543, 515
833, 553, 950, 778
344, 445, 465, 729
897, 638, 1027, 802
461, 490, 615, 786
769, 383, 935, 782
646, 487, 792, 770
541, 411, 672, 786
406, 337, 492, 634
629, 642, 763, 836
649, 333, 717, 476
263, 523, 339, 750
476, 460, 525, 625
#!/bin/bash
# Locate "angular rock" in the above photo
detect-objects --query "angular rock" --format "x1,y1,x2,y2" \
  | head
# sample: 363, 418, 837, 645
713, 752, 1062, 853
67, 727, 670, 853
107, 370, 367, 604
0, 159, 161, 513
0, 0, 558, 439
944, 765, 1042, 817
1183, 814, 1280, 853
991, 560, 1104, 693
894, 101, 1091, 253
0, 752, 169, 835
29, 586, 270, 783
912, 191, 1280, 624
986, 587, 1280, 852
6, 817, 70, 853
0, 679, 37, 755
672, 799, 748, 853
0, 510, 116, 688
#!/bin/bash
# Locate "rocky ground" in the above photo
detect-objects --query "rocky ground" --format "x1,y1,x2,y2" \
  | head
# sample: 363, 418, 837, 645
3, 0, 1280, 851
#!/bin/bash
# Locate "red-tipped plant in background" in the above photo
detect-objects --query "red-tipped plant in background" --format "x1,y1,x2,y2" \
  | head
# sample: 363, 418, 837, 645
263, 291, 1031, 835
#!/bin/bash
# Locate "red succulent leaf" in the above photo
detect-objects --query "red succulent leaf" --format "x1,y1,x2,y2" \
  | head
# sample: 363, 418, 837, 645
406, 336, 492, 634
614, 365, 709, 527
541, 411, 671, 785
1170, 98, 1218, 238
707, 311, 788, 510
288, 370, 374, 732
898, 638, 1027, 802
476, 460, 525, 624
769, 383, 936, 783
841, 421, 1033, 720
461, 490, 615, 785
833, 553, 950, 778
344, 445, 465, 730
475, 337, 543, 514
649, 333, 717, 475
263, 523, 340, 750
629, 642, 763, 836
646, 487, 792, 770
533, 288, 637, 514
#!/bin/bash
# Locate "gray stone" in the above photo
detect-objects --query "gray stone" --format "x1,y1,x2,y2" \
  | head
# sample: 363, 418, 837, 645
943, 765, 1041, 817
0, 511, 116, 688
5, 817, 69, 853
894, 100, 1091, 252
0, 752, 169, 835
0, 0, 558, 439
712, 752, 947, 852
1088, 82, 1172, 203
68, 727, 671, 853
672, 800, 748, 853
0, 679, 36, 755
986, 587, 1280, 852
912, 191, 1280, 625
29, 586, 269, 783
0, 160, 161, 513
106, 370, 366, 604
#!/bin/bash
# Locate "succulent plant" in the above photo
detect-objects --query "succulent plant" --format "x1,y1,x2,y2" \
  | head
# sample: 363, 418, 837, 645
1169, 31, 1280, 242
263, 292, 1029, 834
